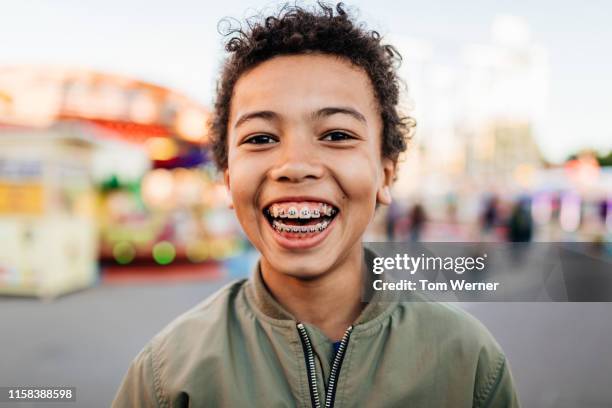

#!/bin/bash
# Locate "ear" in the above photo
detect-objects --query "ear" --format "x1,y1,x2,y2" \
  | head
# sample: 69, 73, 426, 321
376, 157, 395, 206
223, 169, 234, 209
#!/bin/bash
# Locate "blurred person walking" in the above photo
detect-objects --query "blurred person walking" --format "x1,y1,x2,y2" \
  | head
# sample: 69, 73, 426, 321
408, 203, 427, 241
507, 198, 533, 242
385, 200, 401, 241
480, 195, 500, 241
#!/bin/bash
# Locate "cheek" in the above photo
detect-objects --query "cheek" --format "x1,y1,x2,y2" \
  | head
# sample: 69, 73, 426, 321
227, 162, 265, 245
333, 150, 380, 206
227, 156, 265, 214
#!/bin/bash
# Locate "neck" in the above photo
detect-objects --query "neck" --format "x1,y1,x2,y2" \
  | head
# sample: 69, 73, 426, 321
261, 244, 365, 341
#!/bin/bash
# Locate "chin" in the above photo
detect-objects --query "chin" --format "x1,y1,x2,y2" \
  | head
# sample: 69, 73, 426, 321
266, 250, 338, 279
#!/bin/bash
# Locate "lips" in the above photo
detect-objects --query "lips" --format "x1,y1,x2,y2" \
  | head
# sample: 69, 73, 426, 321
262, 200, 339, 239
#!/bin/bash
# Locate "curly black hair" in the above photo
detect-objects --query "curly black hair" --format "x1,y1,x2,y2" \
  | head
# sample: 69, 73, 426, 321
210, 1, 415, 170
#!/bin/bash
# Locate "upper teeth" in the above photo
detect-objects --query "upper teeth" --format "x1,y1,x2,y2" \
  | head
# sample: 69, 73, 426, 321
268, 203, 336, 219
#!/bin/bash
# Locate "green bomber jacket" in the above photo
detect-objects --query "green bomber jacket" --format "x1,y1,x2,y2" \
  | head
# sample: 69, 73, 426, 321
112, 251, 520, 408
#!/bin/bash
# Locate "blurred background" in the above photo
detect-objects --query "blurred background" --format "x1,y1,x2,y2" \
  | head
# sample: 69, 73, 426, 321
0, 1, 610, 407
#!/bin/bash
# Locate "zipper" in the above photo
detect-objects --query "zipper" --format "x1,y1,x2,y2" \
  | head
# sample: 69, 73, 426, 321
324, 325, 353, 408
297, 323, 354, 408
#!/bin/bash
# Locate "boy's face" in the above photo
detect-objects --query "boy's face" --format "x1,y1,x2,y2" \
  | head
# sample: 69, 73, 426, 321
225, 53, 394, 278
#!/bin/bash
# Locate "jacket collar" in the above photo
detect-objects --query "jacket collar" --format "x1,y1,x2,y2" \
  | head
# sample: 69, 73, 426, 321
245, 246, 394, 326
248, 258, 295, 321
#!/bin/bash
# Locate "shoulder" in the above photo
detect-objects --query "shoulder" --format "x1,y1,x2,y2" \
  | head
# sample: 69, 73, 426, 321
112, 280, 251, 407
397, 300, 501, 351
399, 301, 507, 373
394, 301, 518, 406
152, 279, 247, 348
145, 279, 249, 373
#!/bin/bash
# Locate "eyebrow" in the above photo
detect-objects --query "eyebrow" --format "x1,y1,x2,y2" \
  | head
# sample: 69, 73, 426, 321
234, 110, 279, 129
312, 106, 367, 123
233, 106, 367, 129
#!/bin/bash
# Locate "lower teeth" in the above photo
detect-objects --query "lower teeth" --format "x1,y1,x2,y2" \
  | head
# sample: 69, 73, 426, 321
273, 220, 329, 233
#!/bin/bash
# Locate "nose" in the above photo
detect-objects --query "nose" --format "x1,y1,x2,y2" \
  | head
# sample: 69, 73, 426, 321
268, 133, 324, 183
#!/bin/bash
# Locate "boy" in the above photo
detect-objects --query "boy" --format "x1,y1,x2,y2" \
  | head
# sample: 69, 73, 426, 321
113, 3, 519, 407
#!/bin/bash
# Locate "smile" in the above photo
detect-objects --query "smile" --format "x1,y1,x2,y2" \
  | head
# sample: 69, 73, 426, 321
263, 201, 339, 237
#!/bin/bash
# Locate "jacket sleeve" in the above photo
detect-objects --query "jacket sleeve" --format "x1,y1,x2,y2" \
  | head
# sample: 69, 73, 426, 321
474, 352, 520, 408
112, 344, 163, 408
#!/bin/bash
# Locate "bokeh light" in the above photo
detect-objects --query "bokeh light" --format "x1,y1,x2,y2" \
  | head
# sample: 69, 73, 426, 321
152, 241, 176, 265
112, 241, 136, 265
186, 240, 209, 263
141, 168, 175, 209
145, 137, 178, 161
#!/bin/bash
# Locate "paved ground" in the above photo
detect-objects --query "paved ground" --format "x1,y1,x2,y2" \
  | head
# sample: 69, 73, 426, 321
1, 273, 611, 407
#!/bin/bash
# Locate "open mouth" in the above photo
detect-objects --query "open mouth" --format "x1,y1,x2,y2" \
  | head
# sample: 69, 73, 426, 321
263, 201, 339, 237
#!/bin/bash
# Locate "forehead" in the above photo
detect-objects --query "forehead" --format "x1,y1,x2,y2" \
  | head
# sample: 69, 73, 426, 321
229, 53, 380, 122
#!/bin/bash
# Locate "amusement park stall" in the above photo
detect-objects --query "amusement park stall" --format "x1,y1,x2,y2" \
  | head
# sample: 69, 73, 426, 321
0, 66, 243, 298
0, 124, 99, 297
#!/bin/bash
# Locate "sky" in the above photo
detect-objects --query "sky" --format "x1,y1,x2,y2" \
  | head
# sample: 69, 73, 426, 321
1, 0, 611, 162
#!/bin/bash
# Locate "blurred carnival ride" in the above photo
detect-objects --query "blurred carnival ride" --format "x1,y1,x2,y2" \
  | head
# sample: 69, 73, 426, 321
0, 66, 242, 298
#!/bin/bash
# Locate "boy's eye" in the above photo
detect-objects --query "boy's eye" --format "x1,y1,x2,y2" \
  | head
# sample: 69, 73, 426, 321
321, 131, 354, 142
244, 134, 277, 144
